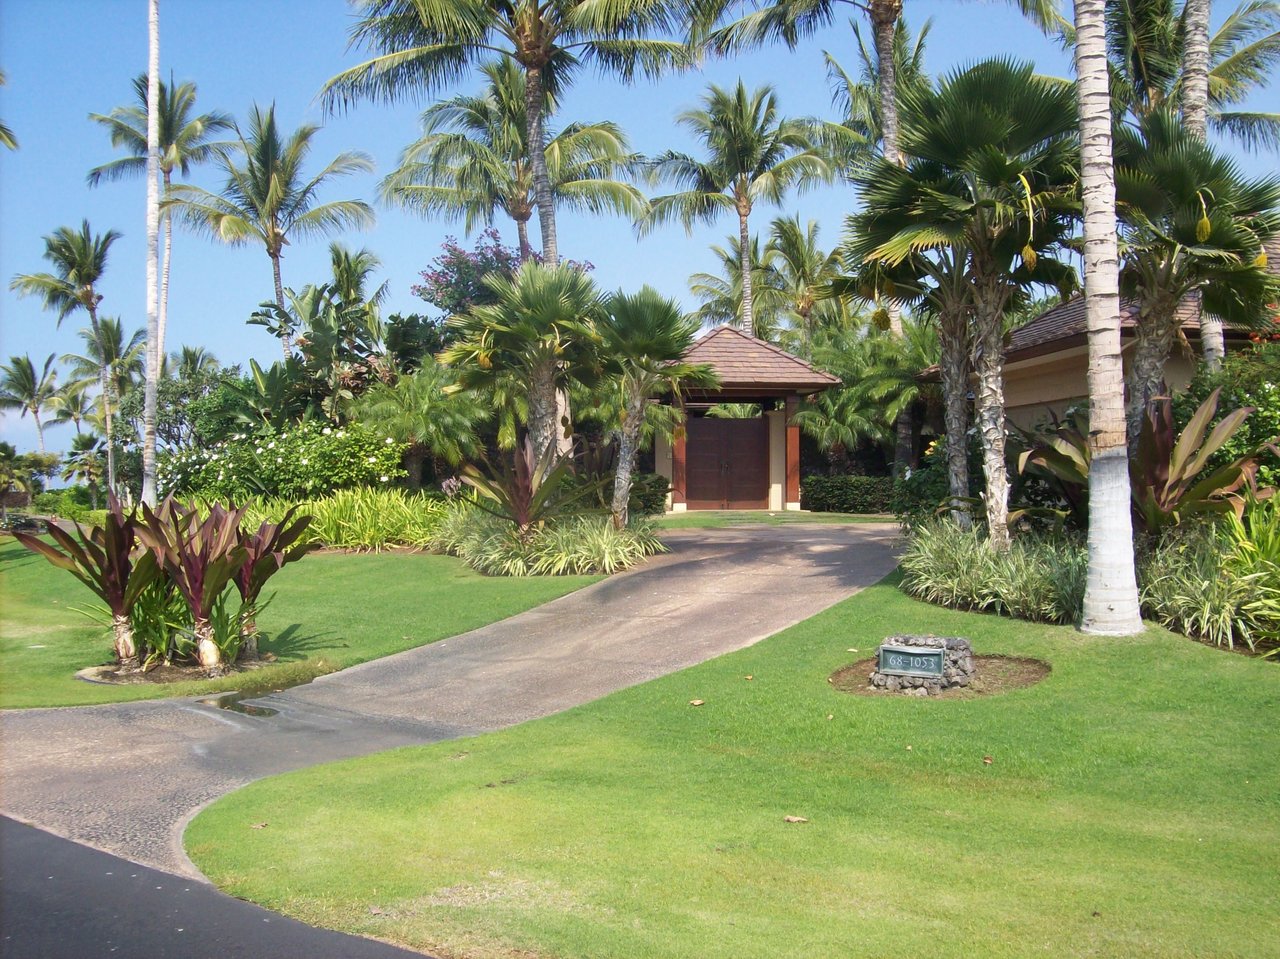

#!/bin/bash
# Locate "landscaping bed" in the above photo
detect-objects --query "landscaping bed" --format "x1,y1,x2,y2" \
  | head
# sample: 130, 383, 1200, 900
186, 576, 1279, 959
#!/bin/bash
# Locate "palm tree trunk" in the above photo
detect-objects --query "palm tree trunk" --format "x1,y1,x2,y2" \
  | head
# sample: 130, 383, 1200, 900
939, 309, 971, 527
738, 202, 754, 334
33, 411, 46, 453
1181, 0, 1211, 141
516, 217, 533, 264
87, 302, 117, 495
270, 250, 292, 358
524, 65, 557, 268
970, 284, 1011, 550
1075, 0, 1144, 636
141, 0, 162, 508
610, 391, 645, 529
1125, 303, 1178, 451
528, 361, 559, 463
159, 172, 174, 357
404, 444, 426, 491
871, 0, 903, 168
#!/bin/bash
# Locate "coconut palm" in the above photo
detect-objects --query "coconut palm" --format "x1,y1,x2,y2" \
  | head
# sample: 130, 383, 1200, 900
382, 59, 646, 264
0, 354, 59, 452
166, 104, 374, 356
49, 379, 95, 435
688, 234, 788, 340
0, 70, 16, 150
849, 59, 1080, 549
766, 215, 844, 346
354, 363, 485, 489
62, 433, 107, 509
164, 345, 219, 379
323, 0, 691, 268
598, 288, 718, 527
63, 320, 146, 481
442, 262, 604, 461
9, 221, 122, 489
643, 81, 830, 334
1074, 0, 1144, 635
1115, 107, 1280, 445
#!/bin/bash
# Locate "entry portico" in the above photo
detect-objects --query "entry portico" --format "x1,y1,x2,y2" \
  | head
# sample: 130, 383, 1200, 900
654, 327, 840, 511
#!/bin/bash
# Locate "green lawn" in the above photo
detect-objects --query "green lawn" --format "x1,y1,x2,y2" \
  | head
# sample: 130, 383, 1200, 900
656, 509, 894, 529
0, 538, 597, 709
187, 576, 1280, 959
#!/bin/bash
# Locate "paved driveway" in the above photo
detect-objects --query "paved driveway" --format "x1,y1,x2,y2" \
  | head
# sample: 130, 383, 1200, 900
0, 525, 899, 879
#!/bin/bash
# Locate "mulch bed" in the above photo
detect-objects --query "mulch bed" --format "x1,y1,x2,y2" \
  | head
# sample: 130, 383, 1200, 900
76, 657, 275, 686
829, 654, 1051, 699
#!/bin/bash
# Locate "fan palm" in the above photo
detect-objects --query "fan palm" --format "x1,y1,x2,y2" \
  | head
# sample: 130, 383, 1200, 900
849, 59, 1080, 549
87, 74, 234, 353
0, 354, 60, 452
1114, 107, 1280, 445
643, 81, 831, 334
442, 262, 604, 461
10, 221, 122, 488
381, 59, 646, 263
323, 0, 692, 267
166, 104, 374, 356
598, 288, 718, 527
353, 363, 485, 489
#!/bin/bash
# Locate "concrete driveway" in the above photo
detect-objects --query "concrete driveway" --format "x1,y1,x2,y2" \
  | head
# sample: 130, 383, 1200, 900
0, 524, 899, 878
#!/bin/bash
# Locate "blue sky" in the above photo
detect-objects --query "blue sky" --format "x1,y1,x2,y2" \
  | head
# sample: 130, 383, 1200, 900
1, 0, 1275, 454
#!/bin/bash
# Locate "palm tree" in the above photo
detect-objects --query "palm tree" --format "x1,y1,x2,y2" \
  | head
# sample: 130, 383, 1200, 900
381, 60, 647, 264
1181, 0, 1212, 139
63, 319, 146, 491
323, 0, 692, 267
766, 215, 844, 347
688, 234, 788, 340
49, 379, 95, 434
0, 354, 59, 452
9, 221, 122, 489
143, 0, 161, 508
644, 81, 830, 334
442, 262, 603, 461
1115, 107, 1280, 444
0, 71, 16, 150
1074, 0, 1144, 635
353, 363, 485, 489
165, 345, 219, 379
849, 59, 1080, 549
167, 104, 374, 356
62, 433, 107, 509
598, 288, 718, 527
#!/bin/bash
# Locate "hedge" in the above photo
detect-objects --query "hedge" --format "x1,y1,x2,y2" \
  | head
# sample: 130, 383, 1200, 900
800, 475, 894, 514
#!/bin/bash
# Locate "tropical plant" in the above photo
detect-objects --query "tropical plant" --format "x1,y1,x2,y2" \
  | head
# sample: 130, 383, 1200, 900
323, 0, 692, 268
381, 59, 645, 262
442, 261, 603, 461
226, 358, 310, 431
0, 353, 59, 452
63, 318, 145, 480
13, 497, 161, 670
9, 221, 123, 490
87, 74, 234, 356
598, 287, 717, 528
643, 81, 830, 334
765, 215, 844, 346
1114, 107, 1280, 443
166, 104, 374, 355
848, 58, 1080, 550
165, 345, 219, 379
232, 508, 316, 660
1131, 388, 1276, 533
461, 437, 596, 537
687, 233, 788, 340
62, 433, 107, 509
352, 363, 484, 489
136, 498, 248, 673
0, 70, 16, 150
48, 379, 95, 435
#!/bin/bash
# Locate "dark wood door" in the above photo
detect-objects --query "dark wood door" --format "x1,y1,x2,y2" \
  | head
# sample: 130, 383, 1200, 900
685, 417, 769, 509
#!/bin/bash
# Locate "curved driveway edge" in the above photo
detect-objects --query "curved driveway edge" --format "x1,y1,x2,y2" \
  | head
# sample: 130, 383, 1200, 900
0, 524, 899, 879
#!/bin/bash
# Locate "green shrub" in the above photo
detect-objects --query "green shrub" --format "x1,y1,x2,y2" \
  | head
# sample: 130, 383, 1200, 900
802, 475, 895, 513
232, 489, 445, 552
32, 487, 95, 521
899, 519, 1086, 625
629, 471, 671, 517
159, 422, 407, 501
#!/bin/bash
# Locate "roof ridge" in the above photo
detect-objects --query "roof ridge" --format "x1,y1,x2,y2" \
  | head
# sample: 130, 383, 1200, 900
690, 324, 834, 378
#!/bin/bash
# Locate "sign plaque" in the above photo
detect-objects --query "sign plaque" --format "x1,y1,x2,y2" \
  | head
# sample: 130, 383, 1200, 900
877, 644, 945, 679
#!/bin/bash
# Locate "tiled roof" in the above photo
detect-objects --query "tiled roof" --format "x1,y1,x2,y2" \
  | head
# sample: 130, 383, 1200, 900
1006, 295, 1202, 357
683, 326, 841, 390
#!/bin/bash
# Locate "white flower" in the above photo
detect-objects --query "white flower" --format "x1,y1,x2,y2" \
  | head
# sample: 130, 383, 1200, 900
322, 427, 332, 435
300, 458, 309, 465
367, 456, 376, 463
385, 437, 394, 444
256, 448, 264, 454
277, 457, 283, 463
380, 475, 389, 483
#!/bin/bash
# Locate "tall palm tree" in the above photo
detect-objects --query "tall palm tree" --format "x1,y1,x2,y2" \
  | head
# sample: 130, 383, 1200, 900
1181, 0, 1212, 140
164, 345, 219, 379
849, 59, 1080, 549
49, 379, 94, 434
643, 81, 830, 334
0, 71, 16, 150
323, 0, 691, 268
1074, 0, 1144, 635
688, 234, 788, 340
381, 60, 647, 264
354, 363, 485, 488
62, 433, 107, 509
1115, 107, 1280, 444
88, 76, 233, 354
9, 221, 122, 488
64, 319, 146, 488
442, 262, 604, 461
167, 104, 374, 356
0, 354, 59, 452
329, 242, 388, 307
144, 0, 161, 508
766, 215, 844, 347
598, 288, 718, 527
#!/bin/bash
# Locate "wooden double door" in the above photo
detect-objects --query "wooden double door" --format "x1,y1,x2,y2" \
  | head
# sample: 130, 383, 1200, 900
685, 416, 770, 510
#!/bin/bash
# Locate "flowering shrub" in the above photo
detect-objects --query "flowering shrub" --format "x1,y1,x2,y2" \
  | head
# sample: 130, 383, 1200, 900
159, 422, 407, 501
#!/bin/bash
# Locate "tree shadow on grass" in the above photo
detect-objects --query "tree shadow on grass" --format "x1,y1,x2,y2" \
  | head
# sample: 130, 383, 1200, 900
259, 624, 350, 662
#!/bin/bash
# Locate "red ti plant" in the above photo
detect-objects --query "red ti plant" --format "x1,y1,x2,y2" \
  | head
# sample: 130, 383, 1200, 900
13, 495, 160, 671
461, 436, 601, 539
136, 498, 248, 675
232, 508, 317, 660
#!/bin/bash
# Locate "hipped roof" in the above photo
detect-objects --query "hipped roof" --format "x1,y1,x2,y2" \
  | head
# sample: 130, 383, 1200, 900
682, 326, 840, 394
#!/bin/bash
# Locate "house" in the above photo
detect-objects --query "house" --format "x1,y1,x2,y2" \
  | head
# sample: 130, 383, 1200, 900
652, 327, 839, 511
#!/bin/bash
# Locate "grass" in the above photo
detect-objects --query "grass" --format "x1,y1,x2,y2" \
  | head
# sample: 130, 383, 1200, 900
655, 509, 894, 529
187, 576, 1280, 959
0, 537, 597, 709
